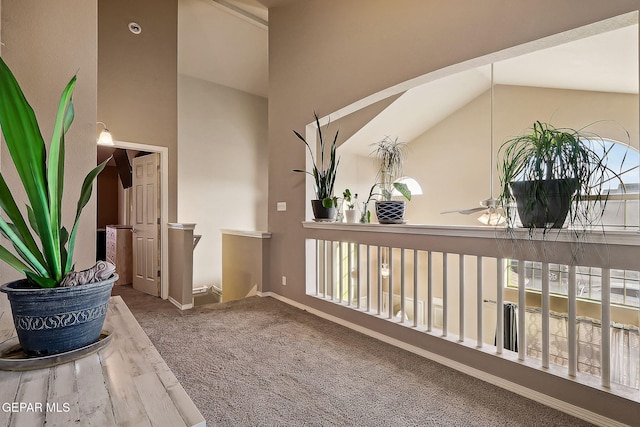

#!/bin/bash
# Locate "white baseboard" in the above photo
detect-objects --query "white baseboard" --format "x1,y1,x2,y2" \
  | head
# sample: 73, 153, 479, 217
259, 292, 624, 427
168, 296, 193, 310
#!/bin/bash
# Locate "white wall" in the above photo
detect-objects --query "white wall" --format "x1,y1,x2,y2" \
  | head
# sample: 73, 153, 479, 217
178, 74, 268, 289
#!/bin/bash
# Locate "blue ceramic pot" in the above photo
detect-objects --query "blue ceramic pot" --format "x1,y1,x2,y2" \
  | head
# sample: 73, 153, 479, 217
0, 275, 117, 356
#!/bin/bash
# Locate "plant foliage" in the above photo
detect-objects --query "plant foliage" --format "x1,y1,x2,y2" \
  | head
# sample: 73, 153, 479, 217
0, 57, 109, 288
498, 120, 628, 230
370, 136, 411, 201
293, 112, 340, 208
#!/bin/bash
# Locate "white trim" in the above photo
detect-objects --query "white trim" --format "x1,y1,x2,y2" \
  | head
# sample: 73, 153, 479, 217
302, 221, 640, 245
258, 291, 627, 427
168, 296, 193, 310
99, 139, 170, 300
169, 223, 197, 231
221, 229, 272, 239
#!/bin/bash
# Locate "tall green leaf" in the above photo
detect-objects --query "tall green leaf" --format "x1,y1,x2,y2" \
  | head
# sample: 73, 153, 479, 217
47, 76, 76, 281
0, 215, 47, 275
0, 57, 58, 280
0, 244, 32, 274
0, 172, 45, 265
65, 158, 110, 273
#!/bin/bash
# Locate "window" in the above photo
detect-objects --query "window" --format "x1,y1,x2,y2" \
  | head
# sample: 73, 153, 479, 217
585, 138, 639, 228
507, 261, 640, 307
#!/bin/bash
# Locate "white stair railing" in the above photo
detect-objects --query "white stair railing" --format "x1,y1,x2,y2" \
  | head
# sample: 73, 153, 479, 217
303, 222, 640, 398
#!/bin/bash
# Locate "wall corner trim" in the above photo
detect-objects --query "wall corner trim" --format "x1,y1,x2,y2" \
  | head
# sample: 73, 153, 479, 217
168, 296, 193, 310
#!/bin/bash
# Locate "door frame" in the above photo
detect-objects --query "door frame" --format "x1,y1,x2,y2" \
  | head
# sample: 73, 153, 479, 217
98, 139, 169, 300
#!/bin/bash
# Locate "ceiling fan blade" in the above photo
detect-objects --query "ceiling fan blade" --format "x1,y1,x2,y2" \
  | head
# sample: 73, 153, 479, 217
441, 206, 489, 215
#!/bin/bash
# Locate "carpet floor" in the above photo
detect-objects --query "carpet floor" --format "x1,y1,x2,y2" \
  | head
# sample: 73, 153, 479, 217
112, 285, 594, 426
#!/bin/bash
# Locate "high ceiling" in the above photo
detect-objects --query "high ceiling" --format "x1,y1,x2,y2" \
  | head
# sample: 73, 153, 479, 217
176, 3, 637, 150
178, 0, 268, 97
341, 24, 639, 155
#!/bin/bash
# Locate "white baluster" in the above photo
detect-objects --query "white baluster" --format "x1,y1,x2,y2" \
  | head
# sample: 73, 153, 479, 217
601, 268, 611, 388
443, 253, 448, 337
356, 244, 361, 309
377, 246, 382, 315
496, 258, 504, 354
459, 254, 465, 342
400, 249, 406, 324
414, 250, 419, 328
518, 259, 525, 361
542, 262, 550, 369
389, 248, 394, 320
339, 241, 344, 304
477, 256, 483, 348
428, 251, 433, 332
568, 265, 577, 377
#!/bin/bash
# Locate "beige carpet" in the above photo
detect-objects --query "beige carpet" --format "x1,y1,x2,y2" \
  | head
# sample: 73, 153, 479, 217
112, 285, 594, 426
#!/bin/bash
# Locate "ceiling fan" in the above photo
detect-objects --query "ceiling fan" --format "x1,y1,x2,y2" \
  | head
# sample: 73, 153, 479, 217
441, 64, 505, 225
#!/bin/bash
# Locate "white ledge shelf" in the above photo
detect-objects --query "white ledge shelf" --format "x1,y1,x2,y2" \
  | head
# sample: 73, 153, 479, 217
221, 229, 272, 239
302, 221, 640, 246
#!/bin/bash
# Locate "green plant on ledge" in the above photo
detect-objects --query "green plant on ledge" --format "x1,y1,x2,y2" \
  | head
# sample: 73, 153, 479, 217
497, 120, 627, 232
370, 136, 411, 201
343, 188, 357, 209
293, 112, 340, 220
0, 56, 109, 288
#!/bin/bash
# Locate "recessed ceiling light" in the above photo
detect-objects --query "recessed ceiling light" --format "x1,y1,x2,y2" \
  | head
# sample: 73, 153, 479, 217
128, 22, 142, 35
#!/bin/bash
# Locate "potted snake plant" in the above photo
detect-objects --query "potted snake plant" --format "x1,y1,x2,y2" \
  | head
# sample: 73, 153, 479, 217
370, 136, 411, 224
0, 57, 115, 357
293, 112, 340, 221
498, 121, 619, 231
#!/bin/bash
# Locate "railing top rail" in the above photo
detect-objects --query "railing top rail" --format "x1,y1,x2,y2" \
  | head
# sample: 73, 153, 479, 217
303, 222, 640, 244
302, 222, 640, 270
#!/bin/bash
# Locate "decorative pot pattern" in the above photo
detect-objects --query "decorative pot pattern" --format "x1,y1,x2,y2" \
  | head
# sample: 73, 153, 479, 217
0, 274, 117, 356
375, 200, 406, 224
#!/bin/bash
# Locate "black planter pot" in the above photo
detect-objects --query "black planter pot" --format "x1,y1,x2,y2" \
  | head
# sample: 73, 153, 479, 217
0, 275, 117, 356
375, 200, 406, 224
510, 178, 578, 228
311, 199, 336, 221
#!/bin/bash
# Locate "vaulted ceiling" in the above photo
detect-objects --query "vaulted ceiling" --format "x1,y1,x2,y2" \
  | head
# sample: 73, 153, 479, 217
178, 0, 268, 97
176, 2, 638, 152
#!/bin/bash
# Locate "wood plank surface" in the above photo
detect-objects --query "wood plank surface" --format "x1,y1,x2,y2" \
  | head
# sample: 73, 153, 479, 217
0, 295, 205, 427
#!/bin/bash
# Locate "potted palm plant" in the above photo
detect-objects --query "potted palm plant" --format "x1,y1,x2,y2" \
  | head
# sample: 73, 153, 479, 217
498, 121, 617, 230
293, 112, 340, 221
0, 57, 114, 357
370, 136, 411, 224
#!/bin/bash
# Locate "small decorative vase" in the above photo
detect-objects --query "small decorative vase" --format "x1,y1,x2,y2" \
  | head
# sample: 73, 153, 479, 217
359, 202, 370, 223
375, 200, 406, 224
0, 274, 117, 356
345, 209, 358, 223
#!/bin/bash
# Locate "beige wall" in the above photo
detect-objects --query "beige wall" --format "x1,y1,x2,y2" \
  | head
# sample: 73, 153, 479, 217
267, 1, 640, 423
268, 0, 640, 298
178, 74, 268, 289
404, 85, 639, 226
0, 0, 98, 281
98, 0, 178, 221
221, 232, 270, 302
168, 225, 195, 308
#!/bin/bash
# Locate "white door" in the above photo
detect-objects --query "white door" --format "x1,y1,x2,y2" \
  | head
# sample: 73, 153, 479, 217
132, 153, 160, 296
